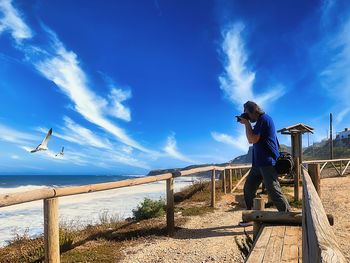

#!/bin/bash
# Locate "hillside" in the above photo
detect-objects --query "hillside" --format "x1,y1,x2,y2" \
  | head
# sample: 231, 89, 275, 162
148, 139, 350, 177
303, 137, 350, 160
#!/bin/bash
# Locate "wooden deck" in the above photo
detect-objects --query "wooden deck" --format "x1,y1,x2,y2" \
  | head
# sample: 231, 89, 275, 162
246, 225, 302, 263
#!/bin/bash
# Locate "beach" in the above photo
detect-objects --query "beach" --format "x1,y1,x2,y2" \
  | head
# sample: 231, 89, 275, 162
0, 174, 200, 247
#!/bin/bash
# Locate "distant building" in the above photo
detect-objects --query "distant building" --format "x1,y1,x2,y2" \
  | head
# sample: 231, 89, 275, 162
336, 128, 350, 139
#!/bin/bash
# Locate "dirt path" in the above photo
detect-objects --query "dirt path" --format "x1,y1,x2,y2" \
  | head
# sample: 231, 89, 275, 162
120, 176, 350, 262
120, 191, 249, 263
320, 176, 350, 261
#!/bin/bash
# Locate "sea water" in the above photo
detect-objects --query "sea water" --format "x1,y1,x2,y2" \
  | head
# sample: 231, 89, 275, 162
0, 174, 200, 247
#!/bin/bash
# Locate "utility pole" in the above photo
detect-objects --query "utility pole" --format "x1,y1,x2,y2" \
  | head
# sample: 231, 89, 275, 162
330, 113, 333, 159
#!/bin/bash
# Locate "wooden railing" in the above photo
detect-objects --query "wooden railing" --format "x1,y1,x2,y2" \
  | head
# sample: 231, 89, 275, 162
0, 164, 251, 263
302, 165, 346, 262
303, 158, 350, 176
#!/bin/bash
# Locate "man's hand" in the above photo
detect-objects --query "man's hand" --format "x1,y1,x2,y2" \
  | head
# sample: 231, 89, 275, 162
238, 116, 249, 125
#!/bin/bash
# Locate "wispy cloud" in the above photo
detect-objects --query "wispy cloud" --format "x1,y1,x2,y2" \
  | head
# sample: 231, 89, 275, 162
0, 124, 39, 144
51, 117, 113, 149
0, 0, 32, 42
211, 131, 249, 153
218, 23, 285, 109
318, 19, 350, 101
0, 1, 154, 155
335, 108, 350, 125
11, 155, 19, 159
163, 134, 195, 163
105, 77, 132, 122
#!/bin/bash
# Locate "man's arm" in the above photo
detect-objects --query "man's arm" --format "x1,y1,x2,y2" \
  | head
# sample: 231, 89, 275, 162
244, 122, 260, 144
239, 117, 260, 144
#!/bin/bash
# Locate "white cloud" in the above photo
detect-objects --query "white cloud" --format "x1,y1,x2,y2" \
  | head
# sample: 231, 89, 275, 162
52, 117, 113, 149
30, 31, 154, 153
211, 131, 249, 153
0, 124, 39, 144
319, 17, 350, 101
11, 155, 19, 159
0, 0, 32, 42
335, 108, 350, 125
163, 134, 195, 163
101, 75, 132, 122
218, 23, 285, 109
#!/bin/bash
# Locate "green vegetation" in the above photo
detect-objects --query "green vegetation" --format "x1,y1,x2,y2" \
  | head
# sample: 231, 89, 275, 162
132, 198, 166, 221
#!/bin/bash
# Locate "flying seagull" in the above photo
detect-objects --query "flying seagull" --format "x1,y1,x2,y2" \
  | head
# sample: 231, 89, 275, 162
55, 146, 64, 157
30, 128, 52, 153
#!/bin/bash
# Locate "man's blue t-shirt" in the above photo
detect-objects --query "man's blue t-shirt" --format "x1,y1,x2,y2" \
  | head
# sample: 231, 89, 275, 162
252, 114, 279, 167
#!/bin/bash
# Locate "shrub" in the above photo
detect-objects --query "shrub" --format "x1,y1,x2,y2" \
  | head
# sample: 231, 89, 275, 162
59, 227, 75, 252
132, 198, 166, 221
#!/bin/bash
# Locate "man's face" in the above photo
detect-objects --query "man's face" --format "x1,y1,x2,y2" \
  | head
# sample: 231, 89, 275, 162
245, 109, 258, 123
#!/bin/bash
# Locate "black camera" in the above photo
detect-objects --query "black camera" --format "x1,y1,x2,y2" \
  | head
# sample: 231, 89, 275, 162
236, 113, 250, 122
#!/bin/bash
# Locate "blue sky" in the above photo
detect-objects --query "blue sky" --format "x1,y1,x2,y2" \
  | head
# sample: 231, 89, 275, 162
0, 0, 349, 175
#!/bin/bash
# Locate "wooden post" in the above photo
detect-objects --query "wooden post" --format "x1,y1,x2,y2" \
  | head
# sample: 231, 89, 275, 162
211, 169, 215, 208
330, 113, 333, 159
340, 161, 342, 175
294, 157, 300, 201
308, 163, 320, 196
44, 198, 60, 263
166, 177, 174, 236
239, 169, 242, 178
298, 133, 303, 164
222, 170, 227, 194
253, 197, 265, 240
229, 169, 233, 192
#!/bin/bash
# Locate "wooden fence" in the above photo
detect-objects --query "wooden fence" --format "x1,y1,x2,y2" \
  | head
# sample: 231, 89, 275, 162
302, 164, 346, 262
303, 158, 350, 177
0, 164, 251, 263
1, 158, 349, 262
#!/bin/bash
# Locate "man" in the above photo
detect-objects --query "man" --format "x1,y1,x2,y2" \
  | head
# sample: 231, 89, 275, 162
238, 101, 291, 215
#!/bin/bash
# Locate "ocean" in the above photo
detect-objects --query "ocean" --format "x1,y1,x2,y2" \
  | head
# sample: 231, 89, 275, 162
0, 174, 199, 247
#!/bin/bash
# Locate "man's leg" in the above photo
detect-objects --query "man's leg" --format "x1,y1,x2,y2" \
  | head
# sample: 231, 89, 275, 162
243, 167, 263, 210
260, 166, 291, 212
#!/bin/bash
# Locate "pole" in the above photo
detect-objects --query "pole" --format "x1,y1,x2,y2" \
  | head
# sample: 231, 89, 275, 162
166, 178, 174, 236
330, 113, 333, 159
211, 169, 215, 208
44, 198, 60, 263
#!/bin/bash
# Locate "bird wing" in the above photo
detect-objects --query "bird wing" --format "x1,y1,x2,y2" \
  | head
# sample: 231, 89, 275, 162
30, 144, 41, 153
62, 146, 64, 153
41, 128, 52, 147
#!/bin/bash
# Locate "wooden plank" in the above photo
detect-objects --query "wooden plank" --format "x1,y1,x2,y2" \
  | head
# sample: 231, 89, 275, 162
229, 169, 233, 191
303, 158, 350, 164
231, 169, 250, 193
263, 226, 286, 263
341, 160, 350, 176
302, 168, 346, 262
308, 163, 320, 196
0, 188, 55, 208
242, 210, 334, 226
330, 162, 342, 176
320, 162, 328, 173
281, 226, 300, 263
246, 225, 273, 263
